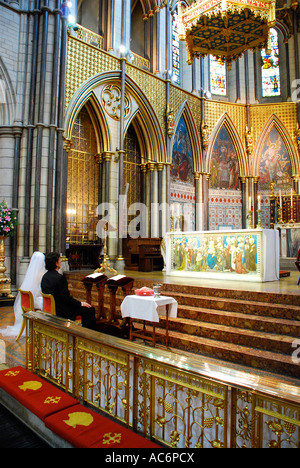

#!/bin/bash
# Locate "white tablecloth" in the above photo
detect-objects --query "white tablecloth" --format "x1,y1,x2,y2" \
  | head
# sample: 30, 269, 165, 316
120, 295, 178, 323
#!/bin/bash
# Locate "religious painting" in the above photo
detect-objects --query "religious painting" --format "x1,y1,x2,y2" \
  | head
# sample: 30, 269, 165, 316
258, 127, 292, 191
171, 115, 194, 184
209, 126, 240, 190
170, 114, 195, 230
170, 232, 258, 276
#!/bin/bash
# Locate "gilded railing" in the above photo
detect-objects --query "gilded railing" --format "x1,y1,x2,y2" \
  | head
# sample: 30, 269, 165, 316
71, 25, 150, 71
25, 311, 300, 448
74, 25, 104, 50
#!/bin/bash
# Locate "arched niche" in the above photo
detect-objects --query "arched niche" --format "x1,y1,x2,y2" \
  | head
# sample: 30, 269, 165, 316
169, 105, 200, 231
0, 58, 15, 126
206, 114, 247, 230
254, 114, 298, 228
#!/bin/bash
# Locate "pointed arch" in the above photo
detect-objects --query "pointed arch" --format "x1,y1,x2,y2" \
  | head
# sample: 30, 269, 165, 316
64, 71, 166, 163
123, 75, 167, 163
253, 114, 299, 178
0, 57, 15, 126
170, 100, 202, 172
205, 113, 248, 177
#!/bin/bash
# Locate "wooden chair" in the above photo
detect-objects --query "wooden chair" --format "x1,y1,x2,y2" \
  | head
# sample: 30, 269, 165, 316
41, 292, 56, 315
16, 289, 35, 341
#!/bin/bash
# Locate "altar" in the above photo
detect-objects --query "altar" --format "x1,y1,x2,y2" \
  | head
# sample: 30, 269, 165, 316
165, 229, 280, 282
274, 223, 300, 258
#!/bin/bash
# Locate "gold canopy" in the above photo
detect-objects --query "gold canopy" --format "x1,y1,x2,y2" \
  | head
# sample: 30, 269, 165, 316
178, 0, 276, 66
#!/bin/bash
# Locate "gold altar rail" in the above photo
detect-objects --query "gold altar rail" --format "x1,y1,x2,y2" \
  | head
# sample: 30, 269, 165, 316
25, 311, 300, 448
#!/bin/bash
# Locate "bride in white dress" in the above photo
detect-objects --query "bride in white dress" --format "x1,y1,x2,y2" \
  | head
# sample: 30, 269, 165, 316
0, 251, 46, 337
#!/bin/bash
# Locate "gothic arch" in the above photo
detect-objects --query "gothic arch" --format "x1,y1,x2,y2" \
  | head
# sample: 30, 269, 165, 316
0, 57, 15, 126
64, 75, 113, 153
170, 100, 202, 172
205, 113, 248, 177
124, 75, 166, 163
64, 71, 166, 163
253, 114, 299, 177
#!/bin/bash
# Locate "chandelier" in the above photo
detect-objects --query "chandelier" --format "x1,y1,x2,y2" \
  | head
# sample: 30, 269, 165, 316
178, 0, 276, 67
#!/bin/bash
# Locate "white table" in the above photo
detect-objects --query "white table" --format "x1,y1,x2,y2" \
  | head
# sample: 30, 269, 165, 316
120, 295, 178, 346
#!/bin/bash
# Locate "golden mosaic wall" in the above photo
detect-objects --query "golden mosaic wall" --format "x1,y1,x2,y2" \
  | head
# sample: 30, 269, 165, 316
66, 33, 299, 173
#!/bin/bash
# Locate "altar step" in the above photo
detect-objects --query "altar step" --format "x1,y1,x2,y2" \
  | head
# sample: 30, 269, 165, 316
66, 272, 300, 378
133, 322, 300, 378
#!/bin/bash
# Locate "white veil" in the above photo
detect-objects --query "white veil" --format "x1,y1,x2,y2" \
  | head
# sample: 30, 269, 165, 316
0, 251, 46, 337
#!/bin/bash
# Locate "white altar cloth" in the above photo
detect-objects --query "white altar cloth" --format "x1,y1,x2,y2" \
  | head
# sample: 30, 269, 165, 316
121, 295, 178, 323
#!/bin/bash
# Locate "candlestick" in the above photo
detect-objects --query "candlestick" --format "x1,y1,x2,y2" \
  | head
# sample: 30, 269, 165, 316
256, 209, 262, 229
248, 210, 253, 229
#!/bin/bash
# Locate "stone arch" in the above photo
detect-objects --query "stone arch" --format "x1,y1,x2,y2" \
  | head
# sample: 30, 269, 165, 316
64, 71, 166, 164
206, 113, 247, 230
0, 57, 15, 125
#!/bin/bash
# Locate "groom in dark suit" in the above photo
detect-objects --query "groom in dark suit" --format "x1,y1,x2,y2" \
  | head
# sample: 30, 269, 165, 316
41, 252, 97, 330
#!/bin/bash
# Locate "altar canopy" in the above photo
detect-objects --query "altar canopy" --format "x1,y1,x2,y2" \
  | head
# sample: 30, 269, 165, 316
166, 229, 279, 282
178, 0, 276, 67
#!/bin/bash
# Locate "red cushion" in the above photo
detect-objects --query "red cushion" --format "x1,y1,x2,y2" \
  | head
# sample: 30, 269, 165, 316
45, 404, 159, 448
0, 366, 78, 421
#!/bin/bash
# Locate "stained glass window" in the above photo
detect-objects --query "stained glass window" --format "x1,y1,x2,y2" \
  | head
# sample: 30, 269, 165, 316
261, 28, 280, 97
210, 56, 227, 96
172, 10, 180, 84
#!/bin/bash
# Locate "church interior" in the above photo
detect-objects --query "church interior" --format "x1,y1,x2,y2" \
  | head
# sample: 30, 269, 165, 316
0, 0, 300, 449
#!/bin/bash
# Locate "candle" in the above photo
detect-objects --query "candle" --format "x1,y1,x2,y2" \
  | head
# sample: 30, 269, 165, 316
291, 188, 293, 207
279, 190, 282, 208
258, 195, 261, 210
249, 196, 251, 211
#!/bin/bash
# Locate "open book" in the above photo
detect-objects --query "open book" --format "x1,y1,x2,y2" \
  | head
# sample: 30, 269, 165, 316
82, 272, 107, 282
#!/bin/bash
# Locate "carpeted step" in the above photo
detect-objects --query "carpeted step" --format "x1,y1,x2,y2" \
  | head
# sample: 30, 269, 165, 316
66, 271, 300, 378
132, 323, 300, 378
176, 305, 300, 336
162, 290, 300, 320
158, 316, 298, 354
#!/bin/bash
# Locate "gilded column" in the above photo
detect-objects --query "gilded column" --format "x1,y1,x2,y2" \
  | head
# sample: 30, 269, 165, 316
253, 176, 259, 228
240, 176, 247, 229
140, 163, 148, 236
193, 172, 200, 231
204, 172, 211, 230
148, 162, 157, 237
102, 152, 113, 206
157, 163, 164, 237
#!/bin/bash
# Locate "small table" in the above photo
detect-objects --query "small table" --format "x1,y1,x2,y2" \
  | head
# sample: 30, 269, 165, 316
120, 295, 178, 347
